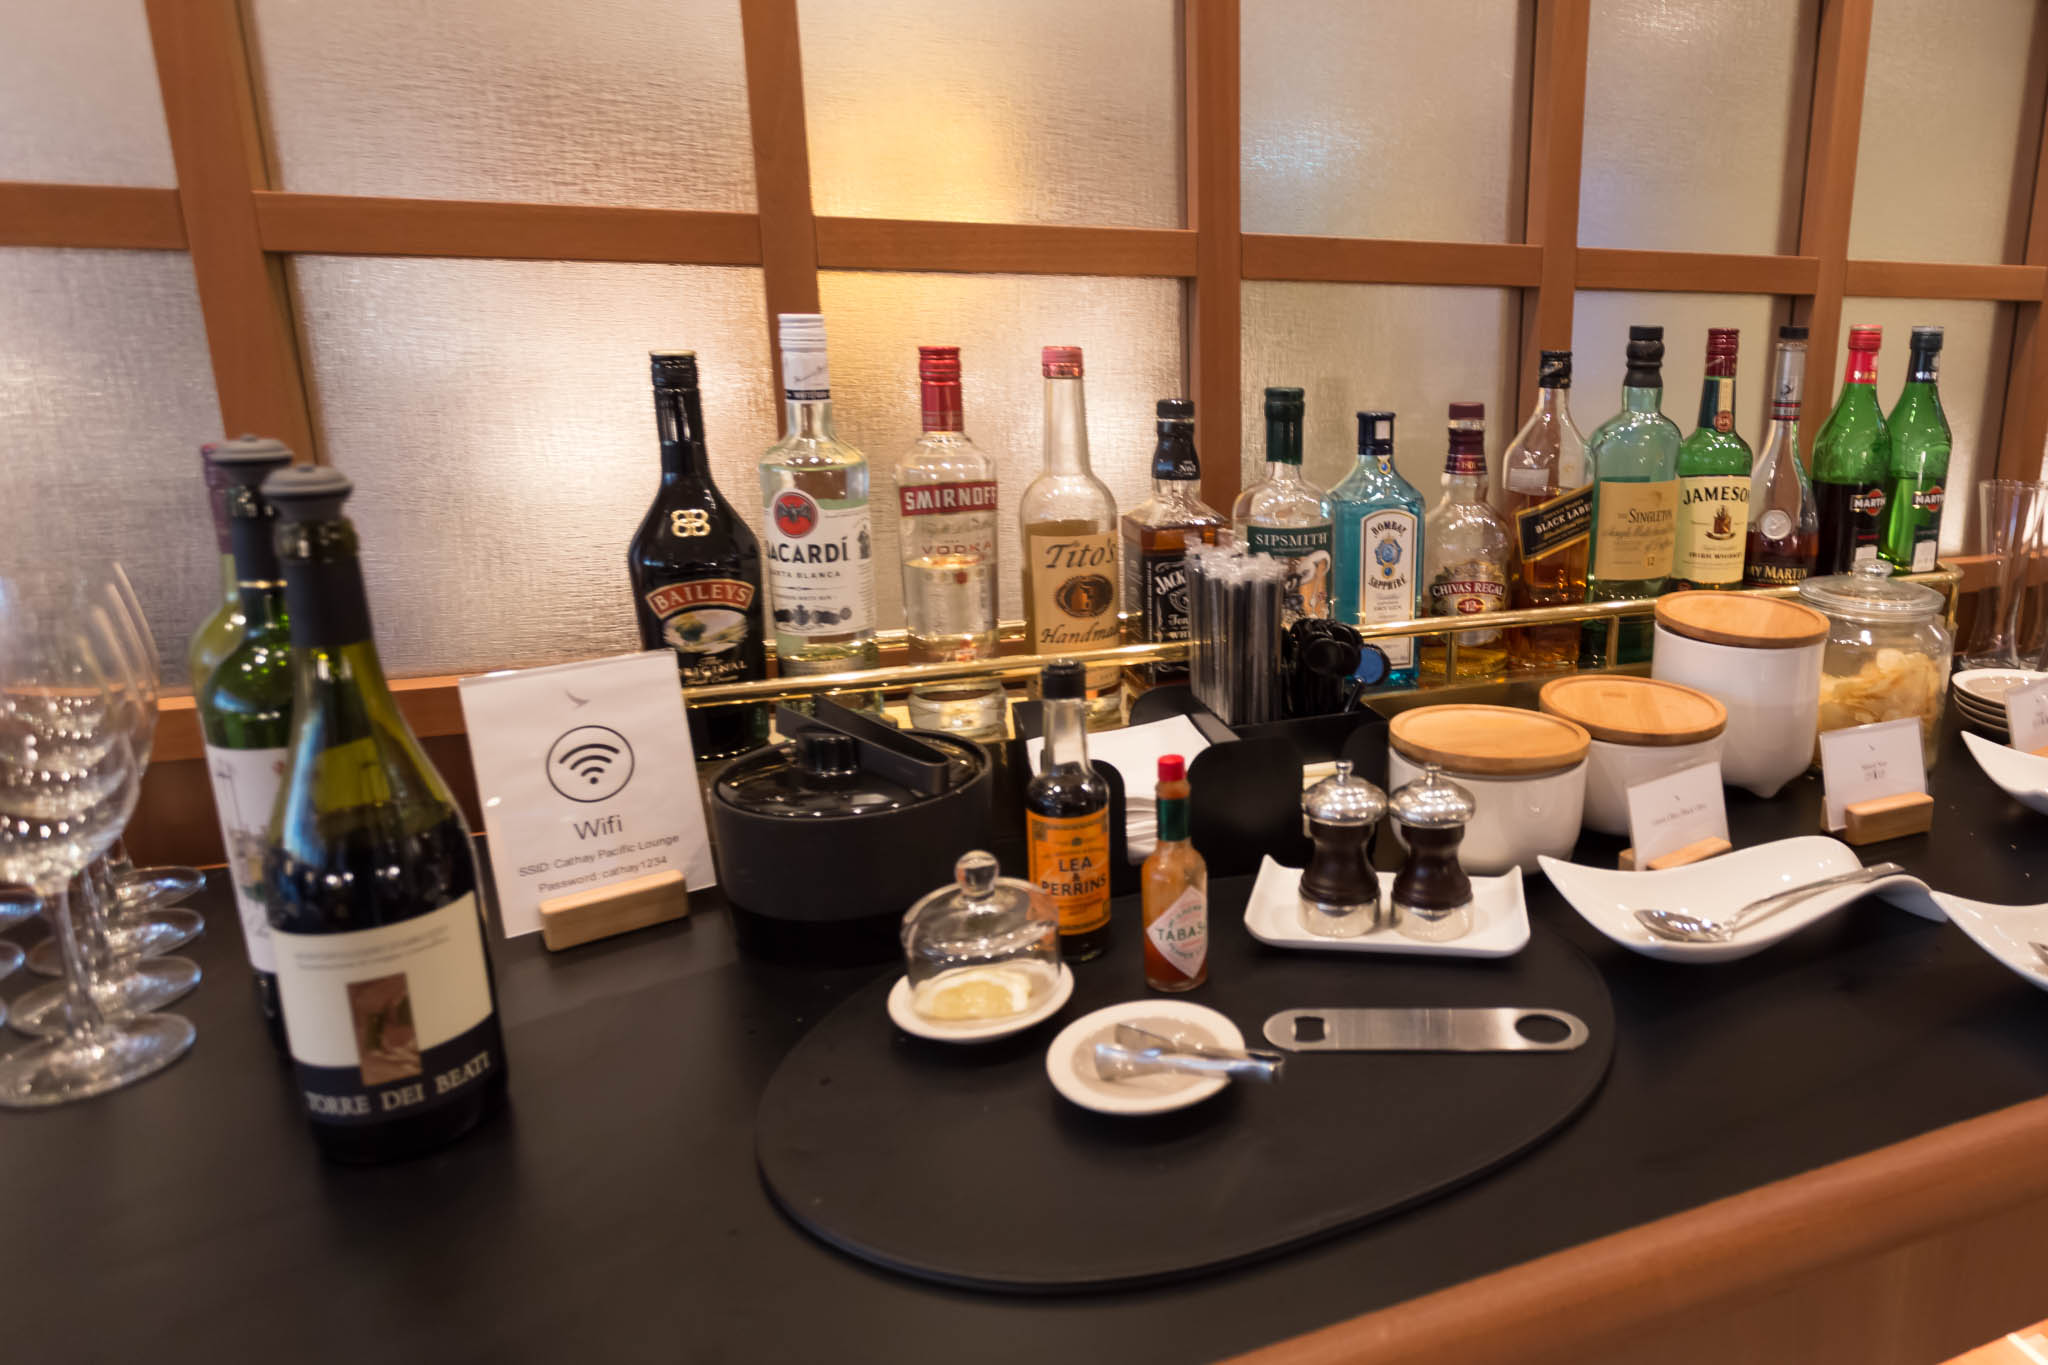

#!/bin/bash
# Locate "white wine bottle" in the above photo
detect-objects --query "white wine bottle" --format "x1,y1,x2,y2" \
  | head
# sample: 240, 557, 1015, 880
261, 465, 507, 1164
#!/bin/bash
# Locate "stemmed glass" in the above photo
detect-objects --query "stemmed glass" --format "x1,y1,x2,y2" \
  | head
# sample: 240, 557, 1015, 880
0, 570, 195, 1105
101, 563, 207, 906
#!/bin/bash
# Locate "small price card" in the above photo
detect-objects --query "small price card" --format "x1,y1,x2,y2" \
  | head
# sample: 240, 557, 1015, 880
1624, 760, 1729, 867
2004, 676, 2048, 753
459, 651, 715, 938
1818, 718, 1926, 832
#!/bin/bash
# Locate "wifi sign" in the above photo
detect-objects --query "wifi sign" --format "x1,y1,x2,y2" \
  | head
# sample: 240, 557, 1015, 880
545, 724, 637, 804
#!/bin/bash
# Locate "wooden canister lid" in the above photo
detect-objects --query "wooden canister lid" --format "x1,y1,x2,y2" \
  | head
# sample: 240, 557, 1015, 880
1653, 591, 1829, 649
1538, 675, 1727, 746
1388, 704, 1590, 777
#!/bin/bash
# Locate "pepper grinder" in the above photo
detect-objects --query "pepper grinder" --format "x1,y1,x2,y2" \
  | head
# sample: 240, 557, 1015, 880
1298, 759, 1388, 937
1389, 763, 1477, 942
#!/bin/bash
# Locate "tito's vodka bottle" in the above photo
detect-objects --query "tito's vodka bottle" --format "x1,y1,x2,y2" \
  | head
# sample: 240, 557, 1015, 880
1021, 347, 1121, 729
1419, 403, 1511, 681
1879, 326, 1952, 574
1811, 324, 1890, 573
897, 345, 1004, 737
759, 314, 879, 676
1498, 352, 1589, 672
1121, 398, 1224, 691
1743, 326, 1818, 587
1234, 387, 1334, 625
1671, 328, 1752, 591
1584, 326, 1681, 665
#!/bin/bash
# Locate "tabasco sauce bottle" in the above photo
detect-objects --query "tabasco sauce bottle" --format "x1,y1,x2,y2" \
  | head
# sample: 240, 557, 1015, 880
1141, 755, 1208, 991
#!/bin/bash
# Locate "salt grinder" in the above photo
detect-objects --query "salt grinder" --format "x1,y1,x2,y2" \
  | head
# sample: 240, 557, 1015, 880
1389, 763, 1477, 942
1298, 759, 1388, 937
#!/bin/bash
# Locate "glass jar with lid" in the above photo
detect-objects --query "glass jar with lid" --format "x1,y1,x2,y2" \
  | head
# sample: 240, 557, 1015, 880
899, 851, 1060, 1022
1799, 560, 1953, 768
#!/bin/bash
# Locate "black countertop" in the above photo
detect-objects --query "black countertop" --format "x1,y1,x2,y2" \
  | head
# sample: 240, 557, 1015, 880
5, 715, 2047, 1364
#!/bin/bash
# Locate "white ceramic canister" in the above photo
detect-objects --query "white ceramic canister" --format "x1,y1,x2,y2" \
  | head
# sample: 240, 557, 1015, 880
1649, 591, 1827, 799
1538, 675, 1728, 837
1385, 705, 1590, 875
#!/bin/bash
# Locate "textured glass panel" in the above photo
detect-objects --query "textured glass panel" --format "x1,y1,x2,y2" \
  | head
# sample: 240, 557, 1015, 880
816, 271, 1185, 627
0, 0, 175, 185
292, 258, 776, 676
1572, 292, 1787, 449
1837, 299, 2012, 552
250, 0, 756, 210
799, 0, 1182, 228
0, 250, 222, 683
1850, 0, 2044, 263
1240, 283, 1520, 498
1579, 0, 1816, 253
1241, 0, 1530, 241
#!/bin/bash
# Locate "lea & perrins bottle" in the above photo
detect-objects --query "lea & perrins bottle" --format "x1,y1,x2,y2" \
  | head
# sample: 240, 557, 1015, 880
1026, 659, 1112, 961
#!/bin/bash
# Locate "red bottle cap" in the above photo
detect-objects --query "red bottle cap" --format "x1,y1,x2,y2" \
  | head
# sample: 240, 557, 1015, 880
917, 345, 960, 381
1705, 327, 1739, 357
1158, 754, 1186, 782
1846, 325, 1882, 350
1041, 346, 1084, 378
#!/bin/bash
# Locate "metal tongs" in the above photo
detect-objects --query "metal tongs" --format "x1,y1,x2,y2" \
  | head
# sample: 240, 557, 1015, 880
1091, 1023, 1286, 1084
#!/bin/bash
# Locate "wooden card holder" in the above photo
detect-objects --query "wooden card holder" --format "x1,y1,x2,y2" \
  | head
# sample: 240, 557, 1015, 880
1840, 791, 1934, 846
539, 868, 689, 951
2029, 743, 2048, 759
1618, 837, 1732, 872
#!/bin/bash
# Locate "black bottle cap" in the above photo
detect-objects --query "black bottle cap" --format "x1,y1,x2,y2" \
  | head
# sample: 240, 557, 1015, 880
1041, 658, 1087, 700
1156, 398, 1193, 422
204, 434, 295, 486
1538, 350, 1571, 387
796, 731, 860, 786
1779, 325, 1809, 341
1624, 326, 1664, 383
1628, 325, 1662, 343
263, 464, 355, 523
1356, 410, 1394, 453
650, 351, 699, 388
1910, 325, 1944, 352
1264, 386, 1305, 420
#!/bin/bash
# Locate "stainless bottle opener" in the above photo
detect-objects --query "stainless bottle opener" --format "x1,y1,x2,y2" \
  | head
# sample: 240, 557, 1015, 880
1261, 1007, 1590, 1053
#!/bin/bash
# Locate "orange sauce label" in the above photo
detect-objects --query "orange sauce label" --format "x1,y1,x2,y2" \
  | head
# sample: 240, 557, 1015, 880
1028, 809, 1111, 934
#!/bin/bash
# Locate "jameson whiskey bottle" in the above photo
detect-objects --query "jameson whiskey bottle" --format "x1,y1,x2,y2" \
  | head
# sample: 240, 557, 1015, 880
261, 465, 506, 1164
1812, 324, 1890, 573
628, 352, 767, 760
1671, 328, 1752, 591
898, 345, 1004, 737
1584, 326, 1682, 665
1233, 387, 1334, 625
760, 313, 879, 676
1499, 353, 1591, 671
1879, 326, 1952, 574
1419, 402, 1511, 681
1331, 411, 1425, 687
1744, 326, 1819, 586
195, 435, 295, 1040
1021, 346, 1121, 728
189, 437, 293, 689
1120, 398, 1224, 690
1026, 659, 1112, 962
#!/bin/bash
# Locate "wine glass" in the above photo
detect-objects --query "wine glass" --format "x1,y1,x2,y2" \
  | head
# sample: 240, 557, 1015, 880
103, 563, 206, 904
0, 572, 195, 1105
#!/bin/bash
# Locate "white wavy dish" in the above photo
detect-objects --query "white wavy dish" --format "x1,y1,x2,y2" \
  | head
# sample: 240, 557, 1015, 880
1931, 890, 2048, 993
886, 964, 1074, 1043
1044, 1000, 1245, 1116
1963, 730, 2048, 815
1539, 836, 1941, 962
1952, 667, 2048, 705
1242, 856, 1529, 958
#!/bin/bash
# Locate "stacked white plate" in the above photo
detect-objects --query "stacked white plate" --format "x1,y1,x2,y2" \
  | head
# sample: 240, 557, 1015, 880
1952, 668, 2047, 737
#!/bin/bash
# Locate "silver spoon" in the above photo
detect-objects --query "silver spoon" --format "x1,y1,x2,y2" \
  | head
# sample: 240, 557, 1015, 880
1092, 1022, 1285, 1084
1634, 863, 1907, 944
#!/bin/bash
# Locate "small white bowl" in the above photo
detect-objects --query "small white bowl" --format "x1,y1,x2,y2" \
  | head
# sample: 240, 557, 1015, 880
887, 964, 1074, 1043
1539, 836, 1939, 962
1388, 749, 1585, 875
1962, 730, 2048, 815
1044, 1000, 1245, 1116
1581, 733, 1727, 837
1930, 890, 2048, 993
1651, 624, 1822, 798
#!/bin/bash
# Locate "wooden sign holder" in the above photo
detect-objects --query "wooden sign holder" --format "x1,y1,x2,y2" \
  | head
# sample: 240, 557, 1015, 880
538, 868, 689, 951
1839, 792, 1934, 846
1618, 837, 1732, 872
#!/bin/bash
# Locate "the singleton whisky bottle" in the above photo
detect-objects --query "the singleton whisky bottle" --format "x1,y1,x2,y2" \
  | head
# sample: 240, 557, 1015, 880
1120, 398, 1224, 691
189, 437, 293, 689
1671, 328, 1752, 591
1026, 659, 1112, 962
1584, 326, 1682, 665
1233, 387, 1334, 626
1879, 326, 1952, 574
1497, 352, 1590, 672
1021, 346, 1121, 729
628, 352, 767, 760
1332, 411, 1425, 687
759, 313, 879, 677
262, 465, 507, 1164
1419, 402, 1511, 682
1811, 324, 1890, 573
195, 435, 295, 1039
1744, 326, 1819, 586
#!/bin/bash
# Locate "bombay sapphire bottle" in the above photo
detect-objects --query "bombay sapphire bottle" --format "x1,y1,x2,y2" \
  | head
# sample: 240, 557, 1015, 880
1330, 411, 1424, 688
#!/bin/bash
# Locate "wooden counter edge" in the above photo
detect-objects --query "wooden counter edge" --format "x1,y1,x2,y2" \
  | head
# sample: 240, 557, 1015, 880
1225, 1092, 2048, 1365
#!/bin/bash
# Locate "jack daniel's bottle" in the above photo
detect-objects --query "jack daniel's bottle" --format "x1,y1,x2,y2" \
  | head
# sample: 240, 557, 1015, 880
629, 352, 768, 759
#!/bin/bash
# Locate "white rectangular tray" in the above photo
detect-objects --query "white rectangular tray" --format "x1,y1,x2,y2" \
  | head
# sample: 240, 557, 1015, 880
1243, 856, 1530, 959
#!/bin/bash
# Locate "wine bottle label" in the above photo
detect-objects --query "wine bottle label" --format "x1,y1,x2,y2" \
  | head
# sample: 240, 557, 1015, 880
203, 743, 288, 975
1140, 550, 1193, 643
1744, 558, 1810, 587
1027, 809, 1111, 935
644, 578, 757, 686
1145, 884, 1207, 979
1427, 562, 1508, 645
897, 480, 997, 518
1673, 475, 1749, 584
1590, 479, 1679, 581
1357, 509, 1418, 668
781, 348, 829, 402
1513, 484, 1593, 562
1026, 529, 1119, 650
1245, 523, 1334, 623
764, 489, 873, 637
272, 893, 502, 1127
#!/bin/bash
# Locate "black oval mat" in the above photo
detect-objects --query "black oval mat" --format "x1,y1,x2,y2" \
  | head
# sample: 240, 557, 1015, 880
756, 875, 1614, 1291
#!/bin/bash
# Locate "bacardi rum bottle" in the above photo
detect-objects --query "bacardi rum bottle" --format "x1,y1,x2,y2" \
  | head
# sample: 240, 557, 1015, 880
1671, 328, 1752, 591
1419, 402, 1511, 681
1121, 398, 1224, 691
1811, 324, 1890, 573
1497, 352, 1589, 672
1878, 326, 1952, 574
1743, 327, 1819, 587
1020, 347, 1121, 728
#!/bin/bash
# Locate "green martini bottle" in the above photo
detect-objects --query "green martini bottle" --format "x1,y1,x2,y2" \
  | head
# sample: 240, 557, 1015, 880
1878, 326, 1951, 574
